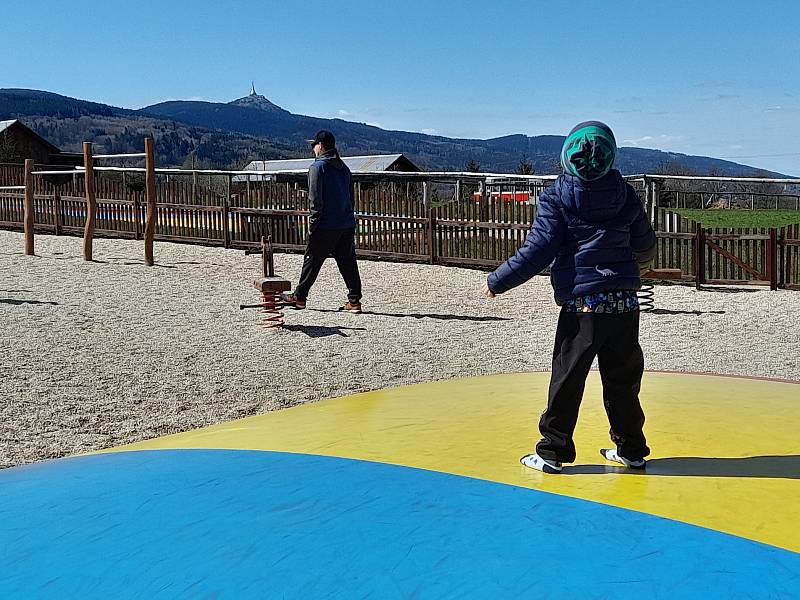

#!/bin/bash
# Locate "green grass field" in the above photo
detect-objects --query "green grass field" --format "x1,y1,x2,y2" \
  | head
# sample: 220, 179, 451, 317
673, 209, 800, 228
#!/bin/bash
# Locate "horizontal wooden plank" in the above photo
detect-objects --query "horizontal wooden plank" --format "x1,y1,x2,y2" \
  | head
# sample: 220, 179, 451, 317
656, 232, 695, 240
154, 233, 225, 245
230, 207, 307, 217
157, 202, 225, 212
437, 219, 531, 230
706, 233, 770, 241
704, 279, 770, 286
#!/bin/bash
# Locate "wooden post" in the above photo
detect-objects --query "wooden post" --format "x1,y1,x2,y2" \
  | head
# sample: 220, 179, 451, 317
642, 176, 653, 225
191, 154, 197, 202
223, 175, 231, 248
83, 142, 96, 261
652, 180, 662, 232
53, 189, 62, 236
428, 205, 437, 265
23, 159, 35, 256
695, 227, 705, 290
144, 137, 156, 266
133, 193, 142, 240
767, 228, 778, 291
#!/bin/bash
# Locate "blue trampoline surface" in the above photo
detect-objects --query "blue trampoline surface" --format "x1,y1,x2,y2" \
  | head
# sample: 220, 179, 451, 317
1, 449, 798, 599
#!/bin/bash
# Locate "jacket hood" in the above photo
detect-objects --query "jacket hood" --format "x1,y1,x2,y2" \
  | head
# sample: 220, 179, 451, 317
556, 169, 627, 223
317, 149, 346, 170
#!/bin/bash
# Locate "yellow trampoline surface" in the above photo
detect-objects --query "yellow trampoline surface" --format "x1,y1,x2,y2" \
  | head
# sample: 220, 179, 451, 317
2, 371, 799, 598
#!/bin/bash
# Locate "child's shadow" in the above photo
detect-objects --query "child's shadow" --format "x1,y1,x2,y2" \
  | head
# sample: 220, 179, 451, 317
564, 455, 800, 479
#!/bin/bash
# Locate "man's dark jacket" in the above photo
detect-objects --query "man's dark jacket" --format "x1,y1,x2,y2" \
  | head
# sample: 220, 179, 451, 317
487, 170, 656, 303
308, 150, 357, 231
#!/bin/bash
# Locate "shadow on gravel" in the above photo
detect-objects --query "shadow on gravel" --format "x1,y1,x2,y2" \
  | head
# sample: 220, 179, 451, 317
309, 309, 510, 322
117, 261, 177, 268
282, 324, 367, 338
647, 308, 726, 315
699, 286, 763, 293
50, 257, 108, 264
563, 455, 800, 479
0, 298, 58, 306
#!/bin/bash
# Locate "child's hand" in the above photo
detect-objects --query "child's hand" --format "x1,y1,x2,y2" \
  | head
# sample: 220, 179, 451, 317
481, 281, 496, 298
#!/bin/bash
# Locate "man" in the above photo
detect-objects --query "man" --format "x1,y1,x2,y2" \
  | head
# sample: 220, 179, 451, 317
282, 130, 363, 313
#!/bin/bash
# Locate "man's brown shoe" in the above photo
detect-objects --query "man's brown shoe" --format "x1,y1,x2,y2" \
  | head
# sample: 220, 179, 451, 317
339, 302, 362, 314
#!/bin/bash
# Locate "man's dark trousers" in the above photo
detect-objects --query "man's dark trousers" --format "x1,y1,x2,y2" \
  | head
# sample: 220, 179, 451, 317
536, 309, 649, 463
294, 228, 362, 304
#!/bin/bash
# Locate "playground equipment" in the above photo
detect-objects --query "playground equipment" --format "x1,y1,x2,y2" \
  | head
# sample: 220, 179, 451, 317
239, 235, 292, 328
25, 139, 157, 263
638, 268, 682, 311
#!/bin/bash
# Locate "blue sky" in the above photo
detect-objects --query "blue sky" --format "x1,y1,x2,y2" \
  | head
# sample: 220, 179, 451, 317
1, 0, 798, 174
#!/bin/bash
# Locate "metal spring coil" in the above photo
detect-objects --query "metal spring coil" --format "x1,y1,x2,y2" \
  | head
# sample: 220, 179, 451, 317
258, 292, 285, 328
637, 283, 655, 312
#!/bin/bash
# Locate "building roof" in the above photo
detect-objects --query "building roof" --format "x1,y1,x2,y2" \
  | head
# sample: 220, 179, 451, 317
234, 154, 420, 181
0, 119, 61, 153
0, 119, 17, 134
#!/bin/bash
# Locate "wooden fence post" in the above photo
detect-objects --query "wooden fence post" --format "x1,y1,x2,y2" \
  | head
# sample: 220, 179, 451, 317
53, 189, 62, 236
652, 180, 662, 232
695, 227, 705, 290
144, 137, 156, 266
428, 205, 437, 265
223, 175, 231, 248
83, 142, 96, 261
768, 228, 778, 291
23, 159, 35, 256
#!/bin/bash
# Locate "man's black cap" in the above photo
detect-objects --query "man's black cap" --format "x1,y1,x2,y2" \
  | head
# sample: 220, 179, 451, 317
307, 129, 336, 148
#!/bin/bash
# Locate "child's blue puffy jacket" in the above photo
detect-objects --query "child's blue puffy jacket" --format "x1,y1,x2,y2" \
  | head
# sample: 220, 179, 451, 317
487, 170, 656, 304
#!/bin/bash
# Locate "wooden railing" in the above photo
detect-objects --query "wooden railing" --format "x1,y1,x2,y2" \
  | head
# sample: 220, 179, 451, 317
1, 163, 799, 289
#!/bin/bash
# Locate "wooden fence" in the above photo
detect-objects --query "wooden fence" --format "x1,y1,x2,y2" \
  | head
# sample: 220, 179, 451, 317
1, 164, 799, 289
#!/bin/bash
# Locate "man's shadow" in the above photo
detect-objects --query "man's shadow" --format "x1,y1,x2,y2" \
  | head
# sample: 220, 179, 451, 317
563, 455, 800, 479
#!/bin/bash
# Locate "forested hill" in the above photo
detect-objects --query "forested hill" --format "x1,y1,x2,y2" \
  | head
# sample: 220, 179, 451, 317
0, 88, 784, 176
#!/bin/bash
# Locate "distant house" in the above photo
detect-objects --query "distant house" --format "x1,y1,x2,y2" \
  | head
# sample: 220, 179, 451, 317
233, 153, 420, 182
0, 119, 82, 166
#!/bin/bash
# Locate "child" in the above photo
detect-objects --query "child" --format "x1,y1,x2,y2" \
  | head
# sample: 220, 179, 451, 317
481, 121, 656, 473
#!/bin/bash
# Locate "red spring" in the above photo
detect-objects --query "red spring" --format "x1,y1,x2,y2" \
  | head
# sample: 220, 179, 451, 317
258, 292, 285, 328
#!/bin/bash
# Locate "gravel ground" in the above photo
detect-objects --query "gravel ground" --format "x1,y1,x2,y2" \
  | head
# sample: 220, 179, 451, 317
2, 230, 798, 467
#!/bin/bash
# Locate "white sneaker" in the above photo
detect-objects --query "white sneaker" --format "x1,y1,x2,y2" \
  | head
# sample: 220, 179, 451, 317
600, 448, 646, 469
520, 453, 562, 474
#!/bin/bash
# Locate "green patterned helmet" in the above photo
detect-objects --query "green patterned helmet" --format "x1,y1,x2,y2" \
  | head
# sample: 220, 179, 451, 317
560, 121, 617, 181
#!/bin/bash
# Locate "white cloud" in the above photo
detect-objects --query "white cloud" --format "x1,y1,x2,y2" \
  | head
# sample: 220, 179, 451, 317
337, 109, 351, 117
622, 134, 687, 147
623, 135, 654, 145
764, 105, 800, 113
421, 128, 439, 135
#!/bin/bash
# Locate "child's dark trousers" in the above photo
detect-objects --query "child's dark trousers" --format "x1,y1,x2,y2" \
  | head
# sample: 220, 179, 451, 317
536, 309, 650, 463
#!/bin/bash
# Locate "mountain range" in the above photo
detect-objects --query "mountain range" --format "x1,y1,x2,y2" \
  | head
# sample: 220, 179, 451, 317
0, 88, 784, 176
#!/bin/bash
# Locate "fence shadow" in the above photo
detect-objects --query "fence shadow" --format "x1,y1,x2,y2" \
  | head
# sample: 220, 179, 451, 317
563, 455, 800, 479
282, 324, 367, 338
699, 286, 763, 294
648, 308, 726, 315
0, 298, 59, 306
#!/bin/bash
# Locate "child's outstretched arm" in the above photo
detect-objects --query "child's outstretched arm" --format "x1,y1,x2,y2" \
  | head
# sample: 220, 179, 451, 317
484, 189, 566, 296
